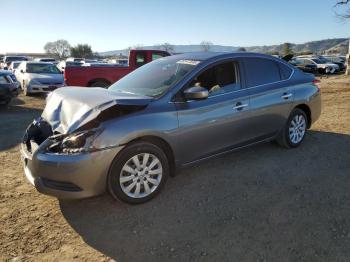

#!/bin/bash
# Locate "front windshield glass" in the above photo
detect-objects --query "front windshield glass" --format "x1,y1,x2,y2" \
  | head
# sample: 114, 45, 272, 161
26, 63, 61, 74
109, 57, 200, 98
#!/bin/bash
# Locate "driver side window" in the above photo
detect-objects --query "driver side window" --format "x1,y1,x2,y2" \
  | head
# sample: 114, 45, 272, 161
189, 61, 240, 96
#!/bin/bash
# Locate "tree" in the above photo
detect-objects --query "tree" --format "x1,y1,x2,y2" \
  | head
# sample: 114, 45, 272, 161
70, 44, 93, 58
160, 43, 174, 53
200, 41, 213, 51
282, 42, 293, 56
44, 39, 70, 59
237, 47, 246, 52
334, 0, 350, 19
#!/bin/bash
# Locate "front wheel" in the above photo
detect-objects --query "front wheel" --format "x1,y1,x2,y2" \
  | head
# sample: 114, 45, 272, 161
108, 142, 169, 204
277, 108, 308, 148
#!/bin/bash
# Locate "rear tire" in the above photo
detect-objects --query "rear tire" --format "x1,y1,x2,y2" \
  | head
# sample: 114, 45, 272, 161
277, 108, 308, 148
108, 142, 169, 204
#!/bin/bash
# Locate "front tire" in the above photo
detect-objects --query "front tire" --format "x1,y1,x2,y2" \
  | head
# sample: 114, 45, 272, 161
277, 108, 308, 148
108, 142, 169, 204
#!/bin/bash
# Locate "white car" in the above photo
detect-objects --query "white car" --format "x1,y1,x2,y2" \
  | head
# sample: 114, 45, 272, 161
15, 61, 64, 95
297, 57, 339, 74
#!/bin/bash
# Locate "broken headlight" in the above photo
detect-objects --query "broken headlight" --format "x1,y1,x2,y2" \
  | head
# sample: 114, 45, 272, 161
47, 129, 102, 154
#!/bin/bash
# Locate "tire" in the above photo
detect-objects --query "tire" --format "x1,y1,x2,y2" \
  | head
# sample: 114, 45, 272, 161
108, 141, 169, 204
89, 80, 110, 88
277, 108, 308, 148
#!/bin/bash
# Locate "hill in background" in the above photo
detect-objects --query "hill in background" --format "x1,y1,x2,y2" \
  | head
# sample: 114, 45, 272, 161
99, 38, 349, 57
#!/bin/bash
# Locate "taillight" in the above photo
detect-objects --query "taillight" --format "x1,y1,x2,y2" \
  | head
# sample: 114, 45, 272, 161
312, 79, 320, 91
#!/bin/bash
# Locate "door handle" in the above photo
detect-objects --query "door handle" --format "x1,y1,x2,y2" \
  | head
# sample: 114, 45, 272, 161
281, 93, 292, 100
233, 102, 248, 111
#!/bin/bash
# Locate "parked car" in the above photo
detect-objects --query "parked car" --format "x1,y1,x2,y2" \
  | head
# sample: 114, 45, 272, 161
34, 58, 58, 65
21, 52, 321, 204
296, 57, 339, 74
289, 58, 318, 73
8, 61, 21, 73
56, 61, 84, 72
321, 56, 346, 71
66, 57, 84, 62
1, 56, 28, 70
0, 70, 20, 105
64, 49, 170, 87
15, 62, 64, 95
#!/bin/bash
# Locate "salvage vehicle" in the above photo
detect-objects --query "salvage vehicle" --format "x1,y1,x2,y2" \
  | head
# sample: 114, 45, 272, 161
64, 49, 170, 87
21, 52, 321, 204
56, 60, 83, 72
297, 56, 339, 74
0, 56, 28, 70
34, 58, 59, 65
15, 62, 64, 95
289, 58, 318, 74
0, 70, 19, 105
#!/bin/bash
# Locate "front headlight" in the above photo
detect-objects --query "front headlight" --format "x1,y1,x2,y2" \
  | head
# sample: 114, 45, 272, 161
47, 128, 102, 154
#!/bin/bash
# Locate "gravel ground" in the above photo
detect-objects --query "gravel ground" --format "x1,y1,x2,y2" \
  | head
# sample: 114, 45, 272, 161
0, 75, 349, 262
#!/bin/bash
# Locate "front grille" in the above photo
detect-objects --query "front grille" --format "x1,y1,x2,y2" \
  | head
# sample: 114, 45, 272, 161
41, 178, 82, 192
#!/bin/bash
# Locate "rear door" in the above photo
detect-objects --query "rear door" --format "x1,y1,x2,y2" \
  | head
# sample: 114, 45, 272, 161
175, 60, 252, 164
242, 57, 294, 139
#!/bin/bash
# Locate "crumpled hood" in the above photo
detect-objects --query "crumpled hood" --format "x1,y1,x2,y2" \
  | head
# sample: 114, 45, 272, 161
42, 87, 151, 134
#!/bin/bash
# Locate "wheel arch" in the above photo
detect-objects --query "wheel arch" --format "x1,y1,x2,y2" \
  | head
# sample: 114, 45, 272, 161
125, 135, 176, 176
294, 104, 311, 128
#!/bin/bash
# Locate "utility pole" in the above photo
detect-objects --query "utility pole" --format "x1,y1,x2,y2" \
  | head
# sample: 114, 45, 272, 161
346, 39, 350, 75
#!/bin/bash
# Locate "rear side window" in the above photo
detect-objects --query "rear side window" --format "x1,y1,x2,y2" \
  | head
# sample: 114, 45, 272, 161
279, 63, 293, 80
244, 58, 281, 87
135, 52, 146, 67
152, 53, 167, 61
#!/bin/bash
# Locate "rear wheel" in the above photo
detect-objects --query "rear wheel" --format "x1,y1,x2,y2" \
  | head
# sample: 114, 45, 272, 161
108, 142, 169, 204
277, 108, 308, 148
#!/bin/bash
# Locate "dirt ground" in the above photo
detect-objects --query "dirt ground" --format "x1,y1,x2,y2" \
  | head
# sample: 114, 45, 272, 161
0, 75, 349, 262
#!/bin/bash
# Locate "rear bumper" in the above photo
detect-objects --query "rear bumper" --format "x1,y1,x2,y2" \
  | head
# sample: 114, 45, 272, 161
21, 141, 123, 199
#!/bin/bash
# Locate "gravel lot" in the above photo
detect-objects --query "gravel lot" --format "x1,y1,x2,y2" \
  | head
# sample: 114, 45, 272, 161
0, 75, 349, 262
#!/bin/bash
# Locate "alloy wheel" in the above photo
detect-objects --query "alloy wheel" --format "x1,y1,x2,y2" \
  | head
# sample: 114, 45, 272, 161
119, 153, 163, 198
288, 114, 306, 144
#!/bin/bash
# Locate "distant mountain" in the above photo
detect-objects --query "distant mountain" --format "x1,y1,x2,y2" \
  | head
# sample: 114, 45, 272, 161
99, 38, 349, 57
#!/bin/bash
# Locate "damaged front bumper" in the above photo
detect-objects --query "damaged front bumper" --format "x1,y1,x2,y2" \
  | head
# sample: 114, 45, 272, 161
20, 130, 124, 199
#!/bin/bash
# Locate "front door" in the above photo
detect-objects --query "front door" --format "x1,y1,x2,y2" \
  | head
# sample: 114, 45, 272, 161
174, 60, 252, 164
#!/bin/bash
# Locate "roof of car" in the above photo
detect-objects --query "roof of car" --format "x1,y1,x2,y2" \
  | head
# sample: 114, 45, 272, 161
168, 51, 285, 61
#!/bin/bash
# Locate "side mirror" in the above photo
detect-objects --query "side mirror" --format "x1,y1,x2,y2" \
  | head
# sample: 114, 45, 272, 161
20, 69, 24, 73
184, 86, 208, 101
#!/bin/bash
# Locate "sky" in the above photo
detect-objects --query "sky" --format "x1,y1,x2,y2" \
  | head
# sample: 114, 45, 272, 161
1, 0, 349, 53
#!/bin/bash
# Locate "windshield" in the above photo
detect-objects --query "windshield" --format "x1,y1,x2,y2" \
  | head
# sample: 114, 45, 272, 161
109, 57, 200, 98
26, 63, 61, 74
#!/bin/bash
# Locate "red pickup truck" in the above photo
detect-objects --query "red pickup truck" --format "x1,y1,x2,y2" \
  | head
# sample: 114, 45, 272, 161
64, 50, 170, 87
